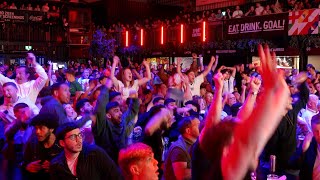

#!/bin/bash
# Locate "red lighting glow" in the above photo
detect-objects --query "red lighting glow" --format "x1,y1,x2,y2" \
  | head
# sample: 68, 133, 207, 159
126, 31, 128, 47
161, 26, 164, 45
203, 21, 206, 42
181, 24, 184, 44
141, 29, 144, 46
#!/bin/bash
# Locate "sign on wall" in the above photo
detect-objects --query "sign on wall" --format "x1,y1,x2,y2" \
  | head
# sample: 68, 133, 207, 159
0, 9, 44, 23
288, 9, 320, 36
224, 12, 288, 39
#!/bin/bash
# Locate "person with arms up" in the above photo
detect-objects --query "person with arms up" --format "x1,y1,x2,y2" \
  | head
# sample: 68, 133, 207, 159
192, 45, 291, 180
0, 52, 48, 103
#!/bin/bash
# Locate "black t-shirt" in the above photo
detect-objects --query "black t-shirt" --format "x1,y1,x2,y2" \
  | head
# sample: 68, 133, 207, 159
191, 140, 222, 180
191, 139, 254, 180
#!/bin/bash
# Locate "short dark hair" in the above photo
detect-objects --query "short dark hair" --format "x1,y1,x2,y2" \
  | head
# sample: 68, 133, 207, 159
106, 101, 120, 112
75, 98, 90, 113
307, 64, 315, 70
30, 113, 59, 130
65, 69, 75, 76
153, 97, 165, 104
13, 103, 29, 113
50, 82, 67, 95
164, 98, 176, 106
3, 82, 18, 89
178, 116, 198, 134
185, 100, 200, 113
109, 91, 121, 102
55, 122, 79, 141
185, 69, 193, 75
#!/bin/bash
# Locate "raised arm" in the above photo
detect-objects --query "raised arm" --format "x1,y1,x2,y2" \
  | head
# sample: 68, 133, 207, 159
137, 60, 151, 86
28, 54, 48, 92
221, 45, 290, 179
201, 56, 216, 77
145, 108, 172, 136
46, 61, 53, 87
123, 92, 140, 137
176, 57, 184, 78
237, 77, 261, 120
211, 55, 219, 72
91, 86, 109, 136
199, 71, 223, 146
110, 56, 120, 89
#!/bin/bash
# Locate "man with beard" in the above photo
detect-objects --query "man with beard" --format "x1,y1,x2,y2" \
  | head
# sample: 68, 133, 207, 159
22, 113, 61, 179
164, 116, 200, 180
92, 85, 139, 163
0, 52, 48, 103
75, 98, 94, 144
50, 122, 122, 180
40, 82, 90, 126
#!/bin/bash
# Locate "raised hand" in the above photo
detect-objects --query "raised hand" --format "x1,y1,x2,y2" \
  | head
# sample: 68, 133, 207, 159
47, 60, 52, 66
26, 53, 37, 66
292, 72, 307, 85
250, 77, 261, 93
258, 44, 290, 114
214, 72, 224, 91
210, 56, 216, 63
142, 60, 150, 67
113, 56, 120, 65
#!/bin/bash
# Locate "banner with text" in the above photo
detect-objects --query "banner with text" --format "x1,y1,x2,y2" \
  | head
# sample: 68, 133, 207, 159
0, 9, 44, 23
224, 12, 288, 39
187, 23, 203, 42
288, 9, 320, 36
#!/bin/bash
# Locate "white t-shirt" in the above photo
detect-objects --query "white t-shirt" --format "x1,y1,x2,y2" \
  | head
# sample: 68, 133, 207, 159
116, 79, 139, 100
222, 76, 235, 94
189, 74, 204, 97
300, 107, 318, 132
232, 10, 243, 18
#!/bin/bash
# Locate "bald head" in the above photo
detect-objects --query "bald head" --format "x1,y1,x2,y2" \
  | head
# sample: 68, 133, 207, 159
307, 94, 319, 111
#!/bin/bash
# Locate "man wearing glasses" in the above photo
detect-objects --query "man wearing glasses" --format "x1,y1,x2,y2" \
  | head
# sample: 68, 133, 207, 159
50, 122, 123, 180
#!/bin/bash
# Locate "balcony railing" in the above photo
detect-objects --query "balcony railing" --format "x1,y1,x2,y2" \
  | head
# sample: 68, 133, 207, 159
0, 8, 67, 43
104, 12, 292, 50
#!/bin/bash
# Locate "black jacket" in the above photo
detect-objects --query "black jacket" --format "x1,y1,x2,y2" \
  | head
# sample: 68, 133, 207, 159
92, 87, 139, 163
22, 136, 62, 179
50, 144, 123, 180
260, 82, 309, 172
289, 137, 318, 180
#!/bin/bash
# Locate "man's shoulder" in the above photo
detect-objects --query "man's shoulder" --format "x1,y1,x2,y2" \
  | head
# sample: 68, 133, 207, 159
51, 152, 65, 166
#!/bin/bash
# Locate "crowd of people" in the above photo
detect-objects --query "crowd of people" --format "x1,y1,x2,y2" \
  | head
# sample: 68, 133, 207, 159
0, 1, 60, 13
0, 45, 318, 180
95, 0, 320, 35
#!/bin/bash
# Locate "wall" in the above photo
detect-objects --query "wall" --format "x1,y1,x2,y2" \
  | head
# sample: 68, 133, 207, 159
308, 55, 320, 70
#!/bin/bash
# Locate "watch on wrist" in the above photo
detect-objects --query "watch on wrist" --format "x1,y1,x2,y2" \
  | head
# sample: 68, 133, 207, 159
251, 91, 258, 95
